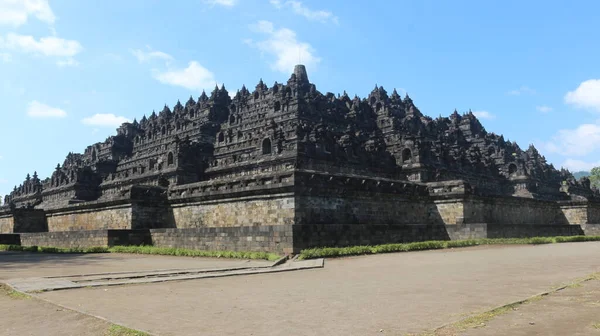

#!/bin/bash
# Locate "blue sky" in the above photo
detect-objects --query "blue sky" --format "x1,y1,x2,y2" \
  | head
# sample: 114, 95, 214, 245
1, 0, 600, 201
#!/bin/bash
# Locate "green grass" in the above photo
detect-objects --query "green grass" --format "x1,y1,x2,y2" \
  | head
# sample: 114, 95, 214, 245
0, 284, 30, 300
108, 245, 281, 261
2, 235, 600, 261
106, 324, 151, 336
0, 244, 281, 261
298, 235, 600, 260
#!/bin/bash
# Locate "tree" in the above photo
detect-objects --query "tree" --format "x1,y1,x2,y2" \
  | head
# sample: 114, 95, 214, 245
591, 166, 600, 189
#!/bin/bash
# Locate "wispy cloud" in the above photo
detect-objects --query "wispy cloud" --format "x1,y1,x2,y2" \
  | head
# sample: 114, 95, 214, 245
270, 0, 339, 24
560, 159, 600, 172
472, 110, 496, 120
246, 20, 320, 74
507, 86, 536, 96
203, 0, 237, 7
153, 61, 217, 92
565, 79, 600, 112
131, 46, 173, 65
82, 114, 130, 127
536, 105, 553, 113
542, 119, 600, 157
26, 100, 67, 118
0, 0, 56, 27
0, 33, 82, 65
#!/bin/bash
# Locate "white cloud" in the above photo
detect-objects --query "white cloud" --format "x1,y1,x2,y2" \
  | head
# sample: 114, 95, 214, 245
560, 159, 600, 172
0, 0, 55, 27
203, 0, 237, 7
246, 20, 320, 74
543, 120, 600, 157
131, 46, 173, 64
26, 101, 67, 118
565, 79, 600, 112
0, 178, 7, 184
536, 105, 553, 113
507, 86, 536, 96
272, 0, 339, 24
0, 33, 82, 57
82, 114, 130, 127
153, 61, 217, 92
472, 110, 496, 120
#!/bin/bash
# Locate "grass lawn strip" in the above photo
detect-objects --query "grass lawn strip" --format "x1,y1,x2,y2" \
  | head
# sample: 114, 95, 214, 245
298, 235, 600, 259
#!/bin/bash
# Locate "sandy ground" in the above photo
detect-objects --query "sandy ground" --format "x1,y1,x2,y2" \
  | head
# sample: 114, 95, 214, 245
461, 277, 600, 336
20, 242, 600, 336
0, 286, 110, 336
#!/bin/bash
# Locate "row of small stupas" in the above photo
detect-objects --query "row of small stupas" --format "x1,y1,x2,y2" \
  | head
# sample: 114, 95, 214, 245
3, 65, 597, 209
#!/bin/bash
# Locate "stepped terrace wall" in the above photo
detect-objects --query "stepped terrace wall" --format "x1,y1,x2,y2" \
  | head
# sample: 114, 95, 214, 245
0, 213, 14, 234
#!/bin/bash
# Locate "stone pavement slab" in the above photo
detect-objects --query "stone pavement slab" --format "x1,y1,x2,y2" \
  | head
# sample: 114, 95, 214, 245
33, 243, 600, 336
5, 258, 324, 293
0, 250, 272, 280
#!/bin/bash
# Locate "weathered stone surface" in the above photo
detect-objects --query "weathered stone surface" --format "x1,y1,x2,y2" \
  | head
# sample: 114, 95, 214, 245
1, 64, 600, 252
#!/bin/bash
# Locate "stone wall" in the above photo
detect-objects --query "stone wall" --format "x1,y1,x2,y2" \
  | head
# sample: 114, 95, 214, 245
467, 197, 568, 225
19, 230, 152, 248
170, 193, 295, 228
150, 225, 294, 253
0, 234, 20, 245
0, 214, 14, 234
583, 224, 600, 236
292, 224, 451, 250
12, 209, 48, 232
588, 203, 600, 223
46, 202, 133, 231
560, 202, 589, 224
20, 230, 110, 248
294, 195, 437, 225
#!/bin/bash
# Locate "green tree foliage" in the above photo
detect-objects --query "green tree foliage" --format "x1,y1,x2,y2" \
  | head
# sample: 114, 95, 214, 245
590, 166, 600, 189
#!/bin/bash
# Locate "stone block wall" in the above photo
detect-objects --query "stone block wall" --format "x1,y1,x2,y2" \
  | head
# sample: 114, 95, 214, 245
46, 203, 133, 231
12, 209, 48, 232
149, 225, 294, 253
588, 203, 600, 223
292, 224, 451, 250
294, 195, 438, 225
466, 197, 567, 225
434, 200, 465, 225
583, 224, 600, 236
0, 234, 20, 245
170, 193, 295, 228
20, 230, 111, 248
0, 214, 14, 233
560, 203, 589, 224
486, 224, 583, 237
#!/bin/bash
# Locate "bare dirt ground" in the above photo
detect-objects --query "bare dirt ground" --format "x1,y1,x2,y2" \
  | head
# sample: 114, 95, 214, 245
458, 277, 600, 336
17, 242, 599, 336
0, 285, 110, 336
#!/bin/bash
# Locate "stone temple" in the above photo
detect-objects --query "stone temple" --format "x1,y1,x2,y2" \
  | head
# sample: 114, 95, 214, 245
1, 65, 599, 253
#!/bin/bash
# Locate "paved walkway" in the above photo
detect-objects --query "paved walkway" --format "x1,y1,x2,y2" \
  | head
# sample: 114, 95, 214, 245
461, 276, 600, 336
0, 251, 272, 280
26, 242, 600, 336
0, 285, 110, 336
